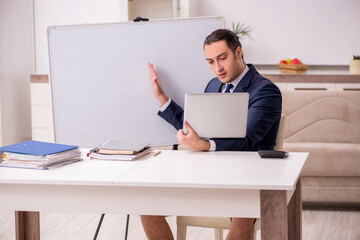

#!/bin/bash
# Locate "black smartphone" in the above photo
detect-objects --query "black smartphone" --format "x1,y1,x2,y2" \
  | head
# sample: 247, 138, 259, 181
258, 150, 288, 158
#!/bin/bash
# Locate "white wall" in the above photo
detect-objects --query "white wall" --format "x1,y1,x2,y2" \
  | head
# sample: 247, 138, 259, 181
196, 0, 360, 65
0, 0, 33, 146
34, 0, 122, 73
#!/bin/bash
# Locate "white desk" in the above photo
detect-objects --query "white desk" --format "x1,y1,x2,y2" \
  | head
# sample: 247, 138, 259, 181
0, 150, 308, 240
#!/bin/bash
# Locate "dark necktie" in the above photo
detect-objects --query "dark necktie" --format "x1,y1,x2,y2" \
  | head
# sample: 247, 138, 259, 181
224, 83, 233, 93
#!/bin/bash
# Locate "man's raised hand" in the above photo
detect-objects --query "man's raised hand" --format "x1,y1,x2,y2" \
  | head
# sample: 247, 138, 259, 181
148, 63, 169, 106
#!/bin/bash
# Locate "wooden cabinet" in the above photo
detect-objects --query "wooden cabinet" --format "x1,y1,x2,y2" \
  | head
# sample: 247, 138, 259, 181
263, 73, 360, 91
335, 83, 360, 91
278, 83, 336, 91
275, 82, 360, 91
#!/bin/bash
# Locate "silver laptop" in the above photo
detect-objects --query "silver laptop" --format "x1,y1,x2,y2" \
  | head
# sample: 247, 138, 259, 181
183, 93, 249, 138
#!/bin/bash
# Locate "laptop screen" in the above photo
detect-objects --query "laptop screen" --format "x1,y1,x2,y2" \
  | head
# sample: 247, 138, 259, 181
183, 93, 249, 138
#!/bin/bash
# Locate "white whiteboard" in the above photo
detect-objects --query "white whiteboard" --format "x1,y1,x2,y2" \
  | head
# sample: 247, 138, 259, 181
48, 17, 223, 147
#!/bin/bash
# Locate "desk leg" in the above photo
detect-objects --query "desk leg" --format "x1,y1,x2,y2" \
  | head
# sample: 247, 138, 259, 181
287, 177, 302, 240
260, 190, 287, 240
15, 211, 40, 240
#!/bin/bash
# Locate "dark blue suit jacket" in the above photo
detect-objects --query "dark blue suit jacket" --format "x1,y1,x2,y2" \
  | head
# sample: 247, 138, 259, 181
158, 64, 282, 151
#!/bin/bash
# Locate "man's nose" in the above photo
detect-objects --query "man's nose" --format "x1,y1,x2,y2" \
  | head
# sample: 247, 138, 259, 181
215, 61, 223, 72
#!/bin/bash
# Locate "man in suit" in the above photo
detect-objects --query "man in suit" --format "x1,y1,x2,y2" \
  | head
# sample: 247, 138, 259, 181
141, 29, 282, 240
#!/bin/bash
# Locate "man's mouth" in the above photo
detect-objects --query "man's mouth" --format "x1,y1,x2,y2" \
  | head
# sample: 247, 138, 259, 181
218, 72, 226, 79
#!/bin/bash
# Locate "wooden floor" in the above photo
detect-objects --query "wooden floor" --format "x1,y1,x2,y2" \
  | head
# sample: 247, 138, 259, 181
0, 209, 359, 239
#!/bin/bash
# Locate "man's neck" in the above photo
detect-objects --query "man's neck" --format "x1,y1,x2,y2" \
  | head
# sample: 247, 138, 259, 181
238, 61, 247, 78
229, 62, 247, 83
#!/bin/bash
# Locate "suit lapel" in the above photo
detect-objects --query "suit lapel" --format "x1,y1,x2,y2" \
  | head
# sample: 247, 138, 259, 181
206, 79, 223, 93
233, 64, 256, 93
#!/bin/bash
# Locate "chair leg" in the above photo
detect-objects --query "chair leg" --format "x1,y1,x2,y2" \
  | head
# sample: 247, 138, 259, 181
176, 225, 187, 240
254, 218, 261, 240
124, 214, 130, 240
214, 229, 224, 240
93, 213, 105, 240
254, 229, 261, 240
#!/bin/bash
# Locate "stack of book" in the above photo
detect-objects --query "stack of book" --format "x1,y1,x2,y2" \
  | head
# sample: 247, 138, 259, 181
89, 140, 151, 161
0, 140, 82, 170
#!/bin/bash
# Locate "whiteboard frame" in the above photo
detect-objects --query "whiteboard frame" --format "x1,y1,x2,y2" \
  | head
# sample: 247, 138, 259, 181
48, 16, 225, 147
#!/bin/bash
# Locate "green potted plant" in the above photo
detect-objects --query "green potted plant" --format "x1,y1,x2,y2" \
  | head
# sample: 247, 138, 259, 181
232, 22, 254, 41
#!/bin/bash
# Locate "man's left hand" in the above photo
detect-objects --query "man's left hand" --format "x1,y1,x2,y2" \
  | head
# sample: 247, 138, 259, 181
177, 121, 210, 151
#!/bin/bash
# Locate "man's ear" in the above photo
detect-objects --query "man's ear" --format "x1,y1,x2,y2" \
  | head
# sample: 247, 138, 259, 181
235, 46, 243, 59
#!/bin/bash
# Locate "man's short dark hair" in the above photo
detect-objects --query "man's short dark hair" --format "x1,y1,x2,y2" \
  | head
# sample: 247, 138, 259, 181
203, 29, 242, 53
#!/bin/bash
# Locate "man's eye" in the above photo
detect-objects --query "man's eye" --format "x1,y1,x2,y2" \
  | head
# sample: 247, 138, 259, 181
220, 56, 226, 61
208, 61, 213, 64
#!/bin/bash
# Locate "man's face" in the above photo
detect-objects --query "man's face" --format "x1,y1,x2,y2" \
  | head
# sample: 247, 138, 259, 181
204, 40, 244, 84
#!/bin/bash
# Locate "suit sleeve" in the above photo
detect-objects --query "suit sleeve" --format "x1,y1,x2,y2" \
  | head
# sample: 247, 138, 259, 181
212, 83, 282, 151
158, 100, 184, 130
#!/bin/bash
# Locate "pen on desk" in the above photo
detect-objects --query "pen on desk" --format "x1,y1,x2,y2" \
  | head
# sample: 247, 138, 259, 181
87, 140, 111, 157
87, 148, 97, 157
153, 151, 161, 157
87, 146, 100, 157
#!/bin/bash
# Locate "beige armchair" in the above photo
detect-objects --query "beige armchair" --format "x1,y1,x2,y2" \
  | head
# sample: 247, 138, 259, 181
176, 114, 286, 240
281, 90, 360, 204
